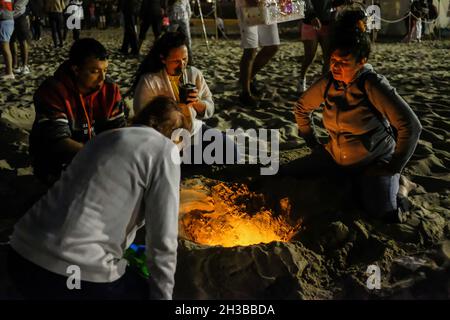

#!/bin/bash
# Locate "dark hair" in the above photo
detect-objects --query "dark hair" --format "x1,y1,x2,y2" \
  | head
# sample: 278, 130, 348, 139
132, 96, 191, 135
130, 31, 188, 94
330, 9, 371, 62
69, 38, 109, 66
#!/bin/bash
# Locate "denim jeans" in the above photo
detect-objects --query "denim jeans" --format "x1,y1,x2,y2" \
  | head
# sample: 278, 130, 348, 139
354, 173, 400, 218
280, 146, 400, 217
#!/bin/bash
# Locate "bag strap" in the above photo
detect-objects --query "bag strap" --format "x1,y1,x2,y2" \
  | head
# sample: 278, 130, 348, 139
322, 72, 334, 101
356, 71, 396, 139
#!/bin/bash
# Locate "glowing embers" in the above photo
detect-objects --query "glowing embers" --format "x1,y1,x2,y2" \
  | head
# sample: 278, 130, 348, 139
180, 179, 301, 247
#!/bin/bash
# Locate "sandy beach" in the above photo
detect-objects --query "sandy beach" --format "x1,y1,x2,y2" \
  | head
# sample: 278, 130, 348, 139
0, 28, 449, 299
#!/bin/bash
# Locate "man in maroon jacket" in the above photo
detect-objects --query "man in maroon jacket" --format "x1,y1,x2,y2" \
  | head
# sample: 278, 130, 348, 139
30, 38, 127, 185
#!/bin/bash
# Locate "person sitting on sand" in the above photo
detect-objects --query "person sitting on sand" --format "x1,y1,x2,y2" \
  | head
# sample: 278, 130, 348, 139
132, 31, 236, 167
29, 38, 127, 185
287, 9, 422, 223
8, 96, 189, 300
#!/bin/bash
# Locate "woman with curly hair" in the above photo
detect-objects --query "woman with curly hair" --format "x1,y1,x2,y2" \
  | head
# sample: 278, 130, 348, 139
289, 9, 422, 223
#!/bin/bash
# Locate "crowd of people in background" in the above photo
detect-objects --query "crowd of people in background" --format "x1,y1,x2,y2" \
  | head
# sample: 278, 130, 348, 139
1, 0, 441, 80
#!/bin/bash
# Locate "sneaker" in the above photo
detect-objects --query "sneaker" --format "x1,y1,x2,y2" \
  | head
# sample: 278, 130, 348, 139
238, 93, 259, 108
297, 77, 307, 94
14, 66, 22, 74
1, 73, 15, 80
21, 65, 31, 75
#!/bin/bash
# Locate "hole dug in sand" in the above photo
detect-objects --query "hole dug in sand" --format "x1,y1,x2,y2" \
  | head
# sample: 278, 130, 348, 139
175, 177, 332, 299
179, 179, 302, 248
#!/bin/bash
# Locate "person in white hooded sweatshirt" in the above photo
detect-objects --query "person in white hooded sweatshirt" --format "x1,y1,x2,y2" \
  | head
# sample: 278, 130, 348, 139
7, 96, 190, 300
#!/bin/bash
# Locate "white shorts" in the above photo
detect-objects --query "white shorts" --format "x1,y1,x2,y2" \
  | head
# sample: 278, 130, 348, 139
236, 7, 280, 49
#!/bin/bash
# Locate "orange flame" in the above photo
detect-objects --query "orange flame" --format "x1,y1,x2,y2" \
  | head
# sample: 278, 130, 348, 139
180, 181, 301, 247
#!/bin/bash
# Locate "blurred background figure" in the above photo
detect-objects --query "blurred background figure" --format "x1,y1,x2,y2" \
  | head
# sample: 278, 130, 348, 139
119, 0, 139, 56
87, 1, 95, 29
167, 0, 192, 62
298, 0, 347, 94
138, 0, 164, 54
10, 0, 32, 75
216, 16, 228, 39
64, 0, 84, 42
0, 0, 15, 80
45, 0, 66, 48
29, 0, 44, 41
403, 0, 437, 43
96, 0, 106, 29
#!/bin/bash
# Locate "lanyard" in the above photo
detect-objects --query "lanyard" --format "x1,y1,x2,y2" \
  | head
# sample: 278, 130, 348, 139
79, 94, 93, 140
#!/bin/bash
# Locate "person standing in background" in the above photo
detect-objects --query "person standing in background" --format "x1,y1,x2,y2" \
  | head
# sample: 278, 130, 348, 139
29, 0, 44, 41
119, 0, 139, 56
96, 0, 106, 29
167, 0, 192, 62
64, 0, 83, 41
0, 0, 15, 80
137, 0, 164, 54
88, 1, 95, 29
45, 0, 66, 48
297, 0, 346, 93
10, 0, 32, 75
235, 0, 279, 107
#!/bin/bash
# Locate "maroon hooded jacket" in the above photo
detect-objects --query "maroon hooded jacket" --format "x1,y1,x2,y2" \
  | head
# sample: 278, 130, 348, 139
30, 61, 127, 180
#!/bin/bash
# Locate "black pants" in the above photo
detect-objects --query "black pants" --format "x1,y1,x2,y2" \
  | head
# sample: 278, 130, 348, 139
30, 17, 41, 40
121, 14, 138, 54
64, 26, 80, 41
48, 12, 64, 47
7, 247, 149, 300
139, 14, 162, 41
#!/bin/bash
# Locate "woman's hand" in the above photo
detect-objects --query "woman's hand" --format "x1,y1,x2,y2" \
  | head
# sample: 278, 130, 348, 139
185, 88, 199, 104
311, 17, 322, 30
186, 88, 206, 116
